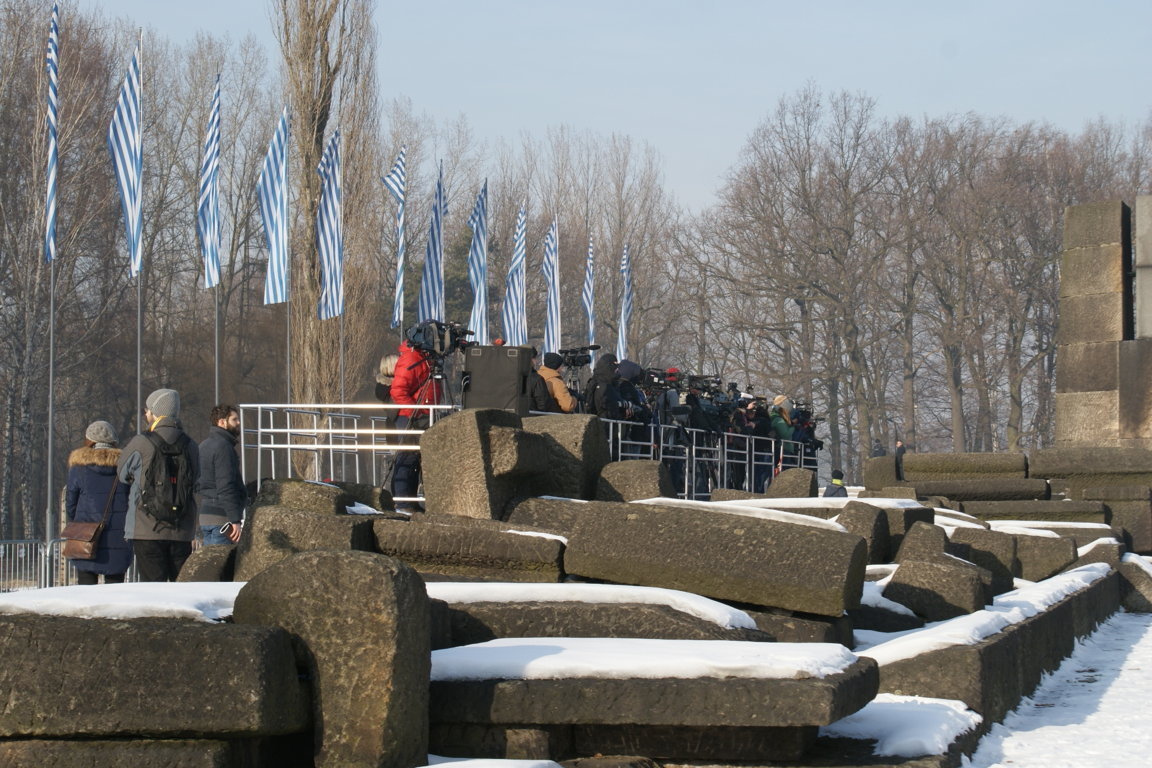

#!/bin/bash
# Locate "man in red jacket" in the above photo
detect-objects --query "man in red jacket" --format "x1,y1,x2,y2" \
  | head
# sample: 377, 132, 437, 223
390, 340, 444, 511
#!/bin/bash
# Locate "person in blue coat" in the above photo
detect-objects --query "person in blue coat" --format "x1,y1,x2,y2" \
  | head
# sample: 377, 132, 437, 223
65, 420, 132, 584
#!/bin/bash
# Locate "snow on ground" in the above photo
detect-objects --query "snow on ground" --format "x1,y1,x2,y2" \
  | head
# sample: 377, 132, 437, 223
964, 611, 1152, 768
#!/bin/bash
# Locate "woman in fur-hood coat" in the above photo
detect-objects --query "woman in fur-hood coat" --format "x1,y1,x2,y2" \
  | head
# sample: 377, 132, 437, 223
64, 421, 133, 581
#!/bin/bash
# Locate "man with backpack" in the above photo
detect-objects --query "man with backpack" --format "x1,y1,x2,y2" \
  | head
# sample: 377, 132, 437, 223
117, 388, 200, 581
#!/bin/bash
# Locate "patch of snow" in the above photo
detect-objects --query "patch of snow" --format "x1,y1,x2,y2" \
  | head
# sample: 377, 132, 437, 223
430, 637, 860, 681
857, 564, 1110, 665
346, 502, 383, 515
989, 520, 1112, 531
1077, 537, 1117, 556
424, 582, 755, 629
861, 581, 916, 616
0, 582, 244, 622
632, 497, 846, 531
990, 524, 1061, 538
426, 758, 561, 768
504, 530, 568, 544
821, 694, 982, 757
1121, 552, 1152, 578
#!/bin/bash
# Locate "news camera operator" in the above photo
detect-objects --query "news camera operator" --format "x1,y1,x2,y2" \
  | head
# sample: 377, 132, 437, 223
390, 320, 472, 512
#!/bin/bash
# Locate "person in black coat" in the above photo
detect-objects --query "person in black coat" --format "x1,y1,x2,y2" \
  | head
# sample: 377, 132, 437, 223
65, 421, 132, 584
586, 354, 624, 420
823, 468, 849, 497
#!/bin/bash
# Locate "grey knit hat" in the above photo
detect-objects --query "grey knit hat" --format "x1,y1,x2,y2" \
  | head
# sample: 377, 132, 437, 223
85, 420, 117, 446
146, 388, 181, 418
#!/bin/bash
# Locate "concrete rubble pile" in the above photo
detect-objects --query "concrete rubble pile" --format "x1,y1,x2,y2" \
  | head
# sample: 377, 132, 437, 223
6, 407, 1152, 768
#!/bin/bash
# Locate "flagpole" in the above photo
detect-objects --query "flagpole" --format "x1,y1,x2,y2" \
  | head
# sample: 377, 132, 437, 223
44, 2, 59, 545
214, 283, 220, 403
136, 28, 143, 431
46, 258, 55, 543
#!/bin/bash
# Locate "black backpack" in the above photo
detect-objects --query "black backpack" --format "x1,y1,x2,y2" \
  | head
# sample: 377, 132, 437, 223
140, 431, 194, 532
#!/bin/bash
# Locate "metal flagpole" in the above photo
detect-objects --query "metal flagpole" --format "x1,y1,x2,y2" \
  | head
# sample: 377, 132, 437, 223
214, 283, 220, 403
136, 29, 143, 431
46, 259, 55, 543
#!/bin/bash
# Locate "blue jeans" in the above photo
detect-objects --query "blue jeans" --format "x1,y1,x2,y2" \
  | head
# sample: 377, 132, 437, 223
200, 524, 233, 547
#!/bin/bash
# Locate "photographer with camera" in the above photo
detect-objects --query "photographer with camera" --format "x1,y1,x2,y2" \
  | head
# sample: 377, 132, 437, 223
390, 324, 452, 512
538, 352, 577, 413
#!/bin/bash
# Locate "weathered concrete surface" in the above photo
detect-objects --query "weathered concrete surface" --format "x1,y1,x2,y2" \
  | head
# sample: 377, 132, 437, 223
763, 468, 817, 498
251, 478, 353, 515
904, 479, 1050, 502
573, 724, 818, 762
739, 607, 855, 647
232, 506, 377, 582
837, 501, 891, 564
233, 551, 430, 768
962, 500, 1109, 525
1119, 555, 1152, 612
884, 559, 990, 621
946, 527, 1018, 596
1011, 534, 1078, 581
331, 480, 395, 511
1030, 447, 1152, 497
0, 738, 312, 768
176, 543, 236, 582
431, 650, 879, 728
901, 452, 1029, 481
862, 456, 900, 490
596, 460, 676, 502
444, 601, 769, 645
373, 517, 564, 582
894, 521, 949, 564
0, 616, 308, 738
420, 409, 552, 520
521, 414, 612, 500
504, 498, 867, 617
1083, 485, 1152, 554
430, 723, 573, 760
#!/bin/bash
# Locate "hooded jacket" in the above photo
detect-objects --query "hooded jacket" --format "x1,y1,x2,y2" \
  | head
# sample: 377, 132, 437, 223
391, 341, 444, 420
66, 446, 133, 574
587, 355, 624, 420
538, 365, 576, 413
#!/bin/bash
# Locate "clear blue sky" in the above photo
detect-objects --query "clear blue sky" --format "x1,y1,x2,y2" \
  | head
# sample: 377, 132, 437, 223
74, 0, 1152, 211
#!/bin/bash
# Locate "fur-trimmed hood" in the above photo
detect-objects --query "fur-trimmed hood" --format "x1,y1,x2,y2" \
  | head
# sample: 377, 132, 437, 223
68, 446, 121, 468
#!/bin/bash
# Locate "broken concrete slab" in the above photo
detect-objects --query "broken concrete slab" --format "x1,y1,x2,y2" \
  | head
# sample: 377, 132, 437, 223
373, 517, 565, 582
504, 497, 867, 617
233, 550, 430, 768
596, 460, 676, 502
232, 505, 377, 582
0, 616, 307, 738
884, 559, 990, 621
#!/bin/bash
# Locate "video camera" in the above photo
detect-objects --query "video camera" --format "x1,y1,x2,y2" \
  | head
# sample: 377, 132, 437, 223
405, 320, 474, 357
557, 344, 600, 368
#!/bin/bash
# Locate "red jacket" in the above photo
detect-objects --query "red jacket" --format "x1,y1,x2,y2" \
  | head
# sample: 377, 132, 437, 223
390, 341, 443, 419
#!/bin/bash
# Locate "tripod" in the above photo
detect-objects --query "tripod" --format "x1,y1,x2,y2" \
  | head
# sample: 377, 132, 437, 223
563, 363, 590, 414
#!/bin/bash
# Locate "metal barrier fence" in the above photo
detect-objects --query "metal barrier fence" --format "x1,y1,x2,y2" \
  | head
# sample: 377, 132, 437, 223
0, 539, 142, 592
238, 403, 454, 506
238, 403, 817, 502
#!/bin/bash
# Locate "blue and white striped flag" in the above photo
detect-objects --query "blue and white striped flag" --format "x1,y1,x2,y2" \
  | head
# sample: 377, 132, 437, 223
258, 108, 289, 305
197, 75, 222, 288
418, 161, 446, 323
501, 202, 527, 346
44, 2, 59, 264
108, 42, 142, 277
582, 237, 596, 347
467, 180, 490, 344
382, 146, 406, 328
316, 130, 343, 320
542, 217, 561, 354
617, 244, 633, 361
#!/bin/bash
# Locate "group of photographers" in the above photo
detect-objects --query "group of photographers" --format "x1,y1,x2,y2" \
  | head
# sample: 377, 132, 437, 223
377, 320, 823, 503
530, 351, 819, 495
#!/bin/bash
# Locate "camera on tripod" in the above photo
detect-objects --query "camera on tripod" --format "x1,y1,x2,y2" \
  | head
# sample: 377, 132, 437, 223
406, 320, 474, 357
557, 344, 600, 368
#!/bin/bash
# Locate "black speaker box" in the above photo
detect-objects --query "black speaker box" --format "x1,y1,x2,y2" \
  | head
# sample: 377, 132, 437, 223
461, 345, 534, 415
